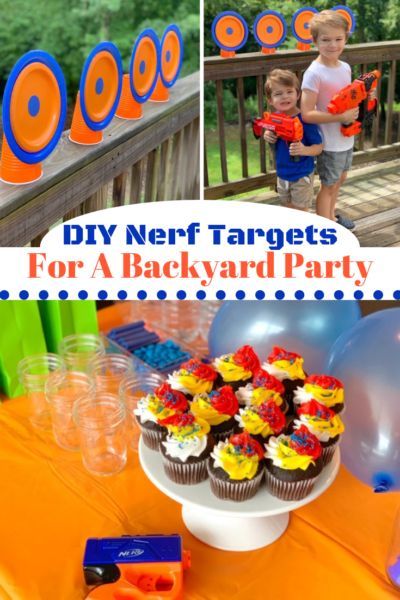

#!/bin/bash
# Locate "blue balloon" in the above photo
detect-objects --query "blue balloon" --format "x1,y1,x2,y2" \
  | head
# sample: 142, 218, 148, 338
208, 301, 361, 374
326, 308, 400, 492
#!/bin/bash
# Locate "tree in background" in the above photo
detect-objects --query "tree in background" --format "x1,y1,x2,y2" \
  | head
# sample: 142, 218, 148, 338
0, 0, 198, 103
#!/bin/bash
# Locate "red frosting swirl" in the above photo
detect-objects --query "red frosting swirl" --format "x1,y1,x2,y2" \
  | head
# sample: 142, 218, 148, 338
232, 345, 260, 373
296, 399, 335, 420
229, 431, 264, 460
154, 383, 188, 412
209, 386, 239, 416
305, 374, 343, 390
159, 412, 195, 427
257, 401, 286, 433
180, 358, 217, 382
288, 425, 322, 459
267, 346, 302, 364
252, 369, 285, 394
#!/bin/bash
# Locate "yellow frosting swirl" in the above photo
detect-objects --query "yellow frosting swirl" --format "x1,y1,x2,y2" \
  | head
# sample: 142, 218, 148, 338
269, 440, 315, 470
251, 387, 284, 407
175, 373, 214, 395
215, 443, 260, 480
272, 357, 305, 380
301, 414, 344, 438
147, 395, 176, 421
167, 417, 210, 441
239, 409, 274, 437
214, 355, 252, 382
304, 383, 344, 407
191, 395, 230, 425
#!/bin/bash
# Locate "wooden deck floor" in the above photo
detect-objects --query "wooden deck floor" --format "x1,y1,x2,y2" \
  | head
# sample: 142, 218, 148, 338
242, 159, 400, 247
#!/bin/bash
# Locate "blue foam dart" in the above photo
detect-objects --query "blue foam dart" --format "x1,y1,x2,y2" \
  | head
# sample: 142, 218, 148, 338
133, 340, 191, 372
2, 50, 67, 164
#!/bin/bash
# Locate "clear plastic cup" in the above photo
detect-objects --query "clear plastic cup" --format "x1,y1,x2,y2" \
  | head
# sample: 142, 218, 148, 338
45, 371, 94, 451
119, 372, 165, 451
18, 354, 65, 430
88, 353, 133, 394
58, 334, 105, 372
73, 393, 127, 476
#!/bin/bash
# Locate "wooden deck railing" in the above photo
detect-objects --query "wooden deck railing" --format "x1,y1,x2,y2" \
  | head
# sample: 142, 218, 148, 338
204, 42, 400, 199
0, 72, 199, 247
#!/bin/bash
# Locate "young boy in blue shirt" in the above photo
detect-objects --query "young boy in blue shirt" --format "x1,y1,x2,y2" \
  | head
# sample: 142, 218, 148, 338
264, 69, 323, 211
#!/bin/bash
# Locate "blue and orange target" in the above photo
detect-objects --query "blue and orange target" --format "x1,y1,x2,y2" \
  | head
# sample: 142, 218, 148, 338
332, 5, 356, 34
291, 7, 318, 51
160, 25, 184, 88
79, 41, 123, 130
2, 50, 67, 166
130, 29, 160, 103
212, 11, 248, 57
253, 10, 286, 54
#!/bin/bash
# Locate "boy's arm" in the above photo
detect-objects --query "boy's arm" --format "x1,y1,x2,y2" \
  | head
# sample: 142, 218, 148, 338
289, 141, 323, 157
301, 89, 359, 125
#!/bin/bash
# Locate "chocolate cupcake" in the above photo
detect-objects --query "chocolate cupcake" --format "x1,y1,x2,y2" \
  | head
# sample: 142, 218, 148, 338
293, 374, 344, 414
134, 382, 188, 450
167, 358, 217, 399
236, 368, 288, 413
208, 432, 265, 502
213, 345, 260, 391
264, 425, 323, 501
235, 400, 287, 447
262, 347, 306, 413
191, 385, 239, 442
294, 399, 344, 466
160, 413, 213, 484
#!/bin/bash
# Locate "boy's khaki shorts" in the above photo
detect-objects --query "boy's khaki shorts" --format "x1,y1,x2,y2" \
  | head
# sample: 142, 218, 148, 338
277, 174, 314, 209
317, 149, 353, 186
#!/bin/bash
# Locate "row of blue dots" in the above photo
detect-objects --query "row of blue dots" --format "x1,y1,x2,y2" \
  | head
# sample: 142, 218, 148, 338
0, 290, 397, 300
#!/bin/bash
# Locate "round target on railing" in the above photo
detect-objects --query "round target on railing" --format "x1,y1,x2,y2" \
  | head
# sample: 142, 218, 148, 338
2, 50, 67, 166
160, 25, 184, 88
130, 28, 160, 103
332, 5, 356, 34
253, 10, 286, 54
291, 7, 318, 50
212, 11, 248, 57
79, 41, 123, 130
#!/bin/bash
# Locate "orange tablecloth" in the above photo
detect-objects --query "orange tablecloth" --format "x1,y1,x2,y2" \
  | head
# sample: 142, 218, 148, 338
0, 303, 399, 600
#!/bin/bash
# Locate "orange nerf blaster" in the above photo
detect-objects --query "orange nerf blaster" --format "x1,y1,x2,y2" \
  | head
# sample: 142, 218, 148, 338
252, 111, 303, 161
327, 70, 381, 137
83, 535, 191, 600
252, 111, 303, 144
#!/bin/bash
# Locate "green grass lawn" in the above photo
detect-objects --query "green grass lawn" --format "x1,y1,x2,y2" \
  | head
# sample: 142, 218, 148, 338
206, 125, 272, 186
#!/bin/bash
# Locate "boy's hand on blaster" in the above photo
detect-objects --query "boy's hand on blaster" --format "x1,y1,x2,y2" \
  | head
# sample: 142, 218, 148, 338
289, 141, 307, 156
339, 106, 359, 124
263, 130, 277, 144
368, 88, 377, 102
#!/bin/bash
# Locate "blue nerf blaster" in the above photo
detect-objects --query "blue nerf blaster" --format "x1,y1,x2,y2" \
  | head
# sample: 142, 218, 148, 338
83, 535, 191, 599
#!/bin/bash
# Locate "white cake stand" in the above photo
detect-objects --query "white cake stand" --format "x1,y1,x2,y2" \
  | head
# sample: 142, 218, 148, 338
139, 440, 340, 552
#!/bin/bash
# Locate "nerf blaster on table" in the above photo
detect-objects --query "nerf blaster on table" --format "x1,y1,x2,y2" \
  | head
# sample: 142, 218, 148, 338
252, 111, 303, 161
327, 70, 381, 137
83, 535, 191, 599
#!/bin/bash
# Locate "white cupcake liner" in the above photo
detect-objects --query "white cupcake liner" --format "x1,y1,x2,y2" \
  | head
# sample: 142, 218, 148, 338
265, 469, 319, 501
207, 463, 264, 502
322, 442, 339, 466
141, 427, 163, 451
162, 455, 208, 484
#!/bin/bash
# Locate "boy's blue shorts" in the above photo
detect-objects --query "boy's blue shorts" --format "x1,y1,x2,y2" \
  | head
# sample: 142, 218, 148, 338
317, 149, 353, 186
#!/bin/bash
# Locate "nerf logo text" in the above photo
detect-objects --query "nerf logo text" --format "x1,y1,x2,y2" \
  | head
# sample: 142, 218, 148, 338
118, 549, 145, 558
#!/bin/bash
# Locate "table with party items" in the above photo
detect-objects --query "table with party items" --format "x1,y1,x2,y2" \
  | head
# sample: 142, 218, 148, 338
0, 301, 399, 599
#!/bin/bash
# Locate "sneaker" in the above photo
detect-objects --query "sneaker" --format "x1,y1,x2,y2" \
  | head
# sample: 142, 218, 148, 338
335, 213, 355, 230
